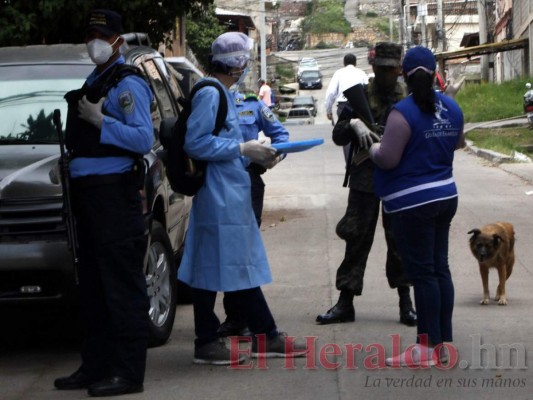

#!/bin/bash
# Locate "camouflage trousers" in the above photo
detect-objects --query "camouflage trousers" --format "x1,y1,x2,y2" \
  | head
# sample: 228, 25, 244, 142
335, 188, 411, 295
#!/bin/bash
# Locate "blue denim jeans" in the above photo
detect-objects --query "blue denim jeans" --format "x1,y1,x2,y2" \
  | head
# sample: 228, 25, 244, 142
390, 197, 458, 345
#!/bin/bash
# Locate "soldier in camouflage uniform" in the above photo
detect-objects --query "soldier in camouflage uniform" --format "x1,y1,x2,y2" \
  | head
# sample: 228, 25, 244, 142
316, 42, 417, 326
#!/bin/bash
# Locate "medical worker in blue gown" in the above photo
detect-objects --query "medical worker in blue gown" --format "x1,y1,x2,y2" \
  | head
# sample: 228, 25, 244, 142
178, 31, 308, 365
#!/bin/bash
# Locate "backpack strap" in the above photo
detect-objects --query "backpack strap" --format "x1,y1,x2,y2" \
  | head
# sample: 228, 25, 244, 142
189, 80, 228, 136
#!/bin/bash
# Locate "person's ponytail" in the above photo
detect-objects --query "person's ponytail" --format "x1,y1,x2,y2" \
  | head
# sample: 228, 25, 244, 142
407, 70, 436, 114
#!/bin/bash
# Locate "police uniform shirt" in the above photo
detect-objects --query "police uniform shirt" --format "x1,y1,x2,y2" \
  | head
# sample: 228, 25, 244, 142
69, 56, 154, 178
233, 92, 289, 144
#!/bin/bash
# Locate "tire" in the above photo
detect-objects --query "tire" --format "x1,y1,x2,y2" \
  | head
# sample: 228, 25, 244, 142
145, 221, 177, 347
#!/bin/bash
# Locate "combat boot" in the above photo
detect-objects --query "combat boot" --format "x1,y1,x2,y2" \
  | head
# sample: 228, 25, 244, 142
316, 290, 355, 325
398, 286, 417, 326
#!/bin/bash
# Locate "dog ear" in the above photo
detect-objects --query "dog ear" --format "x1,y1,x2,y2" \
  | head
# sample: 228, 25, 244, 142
468, 229, 481, 236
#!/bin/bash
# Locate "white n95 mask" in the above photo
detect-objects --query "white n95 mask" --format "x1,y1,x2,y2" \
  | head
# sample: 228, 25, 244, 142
87, 37, 119, 65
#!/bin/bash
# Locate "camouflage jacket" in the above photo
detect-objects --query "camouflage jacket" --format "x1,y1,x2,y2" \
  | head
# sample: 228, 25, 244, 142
332, 80, 406, 192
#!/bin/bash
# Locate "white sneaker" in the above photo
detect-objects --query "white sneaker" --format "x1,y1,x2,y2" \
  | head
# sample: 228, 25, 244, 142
386, 344, 441, 367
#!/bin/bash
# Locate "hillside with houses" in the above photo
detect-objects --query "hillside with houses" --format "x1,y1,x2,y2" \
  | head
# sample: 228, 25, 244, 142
209, 0, 531, 83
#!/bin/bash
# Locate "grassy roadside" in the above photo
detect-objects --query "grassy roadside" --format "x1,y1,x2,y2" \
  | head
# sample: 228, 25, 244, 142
466, 127, 533, 158
455, 78, 530, 122
456, 78, 532, 158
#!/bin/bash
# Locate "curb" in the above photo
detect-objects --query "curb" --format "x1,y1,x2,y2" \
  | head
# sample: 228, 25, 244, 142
464, 117, 531, 164
464, 140, 513, 164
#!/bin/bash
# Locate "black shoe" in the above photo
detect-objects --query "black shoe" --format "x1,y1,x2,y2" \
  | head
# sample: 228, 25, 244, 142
217, 319, 251, 337
399, 305, 417, 327
54, 369, 101, 390
88, 377, 143, 397
316, 304, 355, 325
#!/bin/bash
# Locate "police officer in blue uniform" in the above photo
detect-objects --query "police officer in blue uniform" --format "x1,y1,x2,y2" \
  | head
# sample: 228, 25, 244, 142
235, 90, 289, 226
217, 89, 289, 337
54, 9, 153, 397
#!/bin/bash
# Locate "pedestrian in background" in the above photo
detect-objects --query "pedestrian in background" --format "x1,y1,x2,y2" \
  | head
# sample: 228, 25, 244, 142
217, 88, 289, 338
258, 79, 272, 107
178, 31, 308, 365
54, 9, 153, 397
369, 46, 465, 367
316, 42, 417, 328
324, 53, 368, 161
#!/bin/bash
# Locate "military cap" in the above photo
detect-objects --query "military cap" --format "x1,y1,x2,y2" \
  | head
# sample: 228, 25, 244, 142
85, 9, 122, 37
373, 42, 403, 67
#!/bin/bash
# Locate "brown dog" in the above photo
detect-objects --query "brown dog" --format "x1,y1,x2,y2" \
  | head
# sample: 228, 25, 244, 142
468, 222, 515, 305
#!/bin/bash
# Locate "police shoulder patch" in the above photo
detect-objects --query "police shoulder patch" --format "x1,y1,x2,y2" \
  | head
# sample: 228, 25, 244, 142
118, 91, 135, 114
244, 93, 259, 101
261, 106, 276, 122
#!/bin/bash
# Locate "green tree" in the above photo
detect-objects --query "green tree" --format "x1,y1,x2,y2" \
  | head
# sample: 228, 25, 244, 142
0, 0, 214, 47
301, 0, 351, 36
185, 4, 226, 70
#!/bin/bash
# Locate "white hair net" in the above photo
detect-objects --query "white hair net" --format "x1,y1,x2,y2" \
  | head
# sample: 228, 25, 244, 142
211, 32, 252, 69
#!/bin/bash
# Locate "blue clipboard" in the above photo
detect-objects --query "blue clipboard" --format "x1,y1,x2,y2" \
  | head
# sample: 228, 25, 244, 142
272, 138, 324, 154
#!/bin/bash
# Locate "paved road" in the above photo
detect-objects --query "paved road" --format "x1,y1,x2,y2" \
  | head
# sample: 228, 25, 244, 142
273, 46, 371, 125
1, 123, 531, 400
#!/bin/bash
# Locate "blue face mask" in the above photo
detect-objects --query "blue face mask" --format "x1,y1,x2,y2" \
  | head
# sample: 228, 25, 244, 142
230, 66, 250, 92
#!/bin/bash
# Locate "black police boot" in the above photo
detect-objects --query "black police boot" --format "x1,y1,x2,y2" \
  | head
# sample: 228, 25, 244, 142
316, 290, 355, 325
398, 286, 417, 327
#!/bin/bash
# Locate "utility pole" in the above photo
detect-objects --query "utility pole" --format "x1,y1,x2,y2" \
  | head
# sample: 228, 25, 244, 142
418, 0, 428, 47
477, 0, 489, 81
436, 0, 444, 51
390, 0, 394, 41
259, 0, 267, 81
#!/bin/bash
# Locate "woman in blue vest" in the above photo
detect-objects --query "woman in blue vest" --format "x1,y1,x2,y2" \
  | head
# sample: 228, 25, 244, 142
369, 46, 465, 367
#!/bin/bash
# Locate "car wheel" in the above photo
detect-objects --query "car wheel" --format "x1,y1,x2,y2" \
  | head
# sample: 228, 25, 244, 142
146, 221, 177, 347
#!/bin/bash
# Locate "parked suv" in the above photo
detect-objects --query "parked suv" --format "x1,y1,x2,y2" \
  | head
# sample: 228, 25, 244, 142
0, 41, 192, 346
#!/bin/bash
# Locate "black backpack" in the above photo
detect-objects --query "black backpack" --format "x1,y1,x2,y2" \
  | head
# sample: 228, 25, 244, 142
161, 80, 228, 196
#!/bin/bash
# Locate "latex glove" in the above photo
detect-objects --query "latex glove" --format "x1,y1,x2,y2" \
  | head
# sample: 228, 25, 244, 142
349, 118, 380, 150
258, 135, 271, 145
240, 140, 277, 164
78, 96, 105, 128
263, 155, 282, 169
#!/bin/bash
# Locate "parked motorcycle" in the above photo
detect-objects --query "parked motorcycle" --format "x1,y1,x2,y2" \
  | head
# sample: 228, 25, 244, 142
524, 82, 533, 129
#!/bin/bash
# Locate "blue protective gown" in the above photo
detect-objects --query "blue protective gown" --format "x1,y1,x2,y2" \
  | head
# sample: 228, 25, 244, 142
178, 78, 272, 292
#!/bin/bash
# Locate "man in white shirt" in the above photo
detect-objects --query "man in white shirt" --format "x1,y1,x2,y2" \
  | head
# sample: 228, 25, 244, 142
325, 54, 368, 121
325, 54, 368, 162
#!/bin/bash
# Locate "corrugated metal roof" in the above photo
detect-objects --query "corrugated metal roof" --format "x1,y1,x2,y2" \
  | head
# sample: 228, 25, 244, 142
215, 7, 250, 18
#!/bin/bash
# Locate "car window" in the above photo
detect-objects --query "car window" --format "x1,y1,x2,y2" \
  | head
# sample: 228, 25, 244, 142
288, 109, 310, 118
299, 59, 317, 67
293, 97, 314, 106
0, 65, 91, 144
301, 71, 321, 79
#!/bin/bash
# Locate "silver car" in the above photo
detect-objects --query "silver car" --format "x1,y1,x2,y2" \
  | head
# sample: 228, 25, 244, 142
283, 107, 315, 125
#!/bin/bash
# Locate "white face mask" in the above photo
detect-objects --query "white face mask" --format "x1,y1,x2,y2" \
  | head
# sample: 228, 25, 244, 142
86, 37, 119, 65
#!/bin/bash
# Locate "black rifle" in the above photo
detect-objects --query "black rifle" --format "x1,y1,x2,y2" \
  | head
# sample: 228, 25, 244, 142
343, 84, 376, 129
340, 84, 377, 187
53, 109, 79, 283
